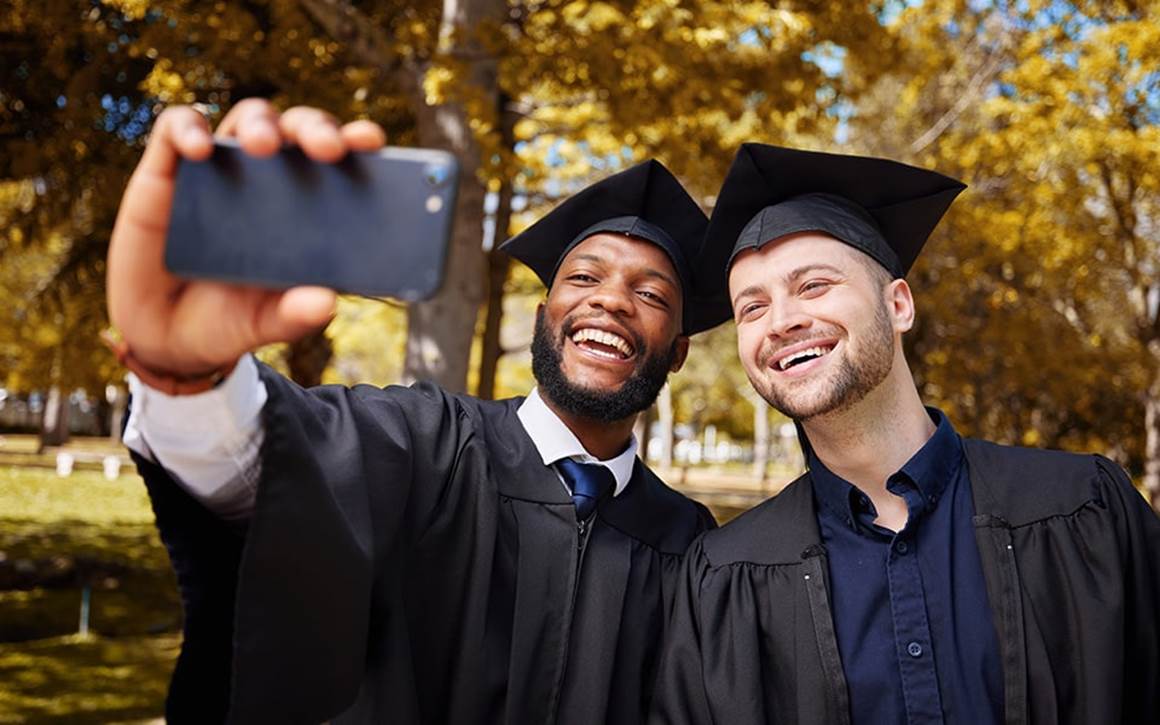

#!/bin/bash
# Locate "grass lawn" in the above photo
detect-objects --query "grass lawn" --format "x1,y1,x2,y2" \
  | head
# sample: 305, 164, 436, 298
0, 462, 179, 723
0, 634, 178, 724
0, 436, 796, 721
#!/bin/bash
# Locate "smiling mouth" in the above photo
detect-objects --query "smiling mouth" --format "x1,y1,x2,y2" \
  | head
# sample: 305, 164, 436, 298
774, 344, 836, 371
571, 327, 635, 361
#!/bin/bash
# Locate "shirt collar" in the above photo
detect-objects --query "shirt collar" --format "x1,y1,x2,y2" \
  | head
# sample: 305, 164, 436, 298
809, 407, 963, 527
894, 407, 962, 504
516, 387, 636, 497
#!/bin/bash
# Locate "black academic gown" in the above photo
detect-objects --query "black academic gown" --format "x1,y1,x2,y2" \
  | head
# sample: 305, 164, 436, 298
652, 439, 1160, 725
133, 364, 716, 725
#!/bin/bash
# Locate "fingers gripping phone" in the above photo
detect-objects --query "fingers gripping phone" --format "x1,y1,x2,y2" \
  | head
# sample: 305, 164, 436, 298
165, 140, 459, 300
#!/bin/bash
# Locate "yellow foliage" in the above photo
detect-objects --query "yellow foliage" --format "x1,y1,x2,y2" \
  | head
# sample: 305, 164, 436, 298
323, 296, 409, 387
846, 0, 1156, 460
99, 0, 149, 21
561, 1, 626, 33
139, 62, 193, 105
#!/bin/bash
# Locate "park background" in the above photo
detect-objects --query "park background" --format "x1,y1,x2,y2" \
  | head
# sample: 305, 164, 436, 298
2, 0, 1158, 721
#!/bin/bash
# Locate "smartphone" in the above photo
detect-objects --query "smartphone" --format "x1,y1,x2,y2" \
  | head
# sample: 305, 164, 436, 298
165, 140, 459, 300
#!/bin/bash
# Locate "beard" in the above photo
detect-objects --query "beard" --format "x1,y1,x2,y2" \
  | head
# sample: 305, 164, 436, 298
530, 307, 678, 424
752, 298, 895, 421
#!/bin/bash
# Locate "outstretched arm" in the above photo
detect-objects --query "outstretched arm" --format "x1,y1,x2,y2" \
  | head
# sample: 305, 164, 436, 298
110, 99, 386, 519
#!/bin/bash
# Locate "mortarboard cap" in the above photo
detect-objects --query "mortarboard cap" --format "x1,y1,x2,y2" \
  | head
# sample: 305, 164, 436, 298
500, 159, 719, 334
696, 143, 966, 329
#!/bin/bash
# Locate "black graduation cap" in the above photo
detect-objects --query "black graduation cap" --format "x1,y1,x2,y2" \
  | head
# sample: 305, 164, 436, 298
499, 160, 719, 335
696, 143, 967, 328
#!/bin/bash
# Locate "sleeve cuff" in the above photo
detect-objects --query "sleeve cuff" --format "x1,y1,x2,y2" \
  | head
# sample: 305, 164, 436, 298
127, 353, 267, 437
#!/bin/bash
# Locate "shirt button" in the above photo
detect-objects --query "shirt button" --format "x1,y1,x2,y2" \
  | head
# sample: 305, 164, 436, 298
894, 541, 909, 555
907, 641, 923, 658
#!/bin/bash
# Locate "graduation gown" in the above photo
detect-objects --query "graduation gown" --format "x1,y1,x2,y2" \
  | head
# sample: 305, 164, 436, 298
652, 439, 1160, 725
133, 364, 716, 724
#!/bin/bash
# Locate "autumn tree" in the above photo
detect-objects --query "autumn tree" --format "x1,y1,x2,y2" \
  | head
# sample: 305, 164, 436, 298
0, 0, 423, 401
3, 0, 902, 400
846, 0, 1159, 507
309, 0, 900, 395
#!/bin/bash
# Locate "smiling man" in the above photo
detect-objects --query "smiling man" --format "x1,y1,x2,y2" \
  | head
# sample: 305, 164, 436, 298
652, 144, 1160, 725
108, 100, 717, 724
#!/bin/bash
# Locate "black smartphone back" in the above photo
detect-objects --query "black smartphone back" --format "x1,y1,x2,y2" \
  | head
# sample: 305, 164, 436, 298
165, 141, 459, 300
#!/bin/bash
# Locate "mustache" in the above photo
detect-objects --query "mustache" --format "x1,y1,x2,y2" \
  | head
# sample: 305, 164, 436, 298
756, 332, 840, 369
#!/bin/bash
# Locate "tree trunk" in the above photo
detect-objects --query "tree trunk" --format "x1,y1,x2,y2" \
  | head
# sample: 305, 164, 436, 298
39, 386, 70, 450
1144, 372, 1160, 511
95, 396, 113, 437
403, 0, 505, 391
476, 251, 511, 400
635, 404, 654, 463
297, 0, 504, 393
751, 391, 770, 483
475, 93, 518, 400
108, 386, 127, 443
403, 112, 488, 389
657, 383, 674, 469
285, 328, 334, 388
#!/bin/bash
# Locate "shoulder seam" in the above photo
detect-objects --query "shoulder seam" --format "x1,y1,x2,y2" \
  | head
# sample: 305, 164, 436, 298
703, 556, 806, 571
596, 513, 698, 557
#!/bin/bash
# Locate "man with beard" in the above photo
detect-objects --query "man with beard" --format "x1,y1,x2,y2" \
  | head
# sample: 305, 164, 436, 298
108, 100, 716, 724
651, 144, 1160, 725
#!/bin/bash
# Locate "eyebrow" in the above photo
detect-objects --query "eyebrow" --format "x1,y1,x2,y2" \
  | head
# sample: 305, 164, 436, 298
730, 263, 847, 308
641, 267, 679, 289
731, 284, 765, 308
569, 253, 604, 265
785, 263, 846, 282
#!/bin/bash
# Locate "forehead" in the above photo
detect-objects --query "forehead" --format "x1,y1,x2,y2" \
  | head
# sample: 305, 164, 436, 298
727, 232, 865, 291
557, 232, 680, 280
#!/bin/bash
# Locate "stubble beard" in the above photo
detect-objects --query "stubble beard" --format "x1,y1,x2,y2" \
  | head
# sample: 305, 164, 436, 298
530, 307, 677, 424
751, 299, 896, 422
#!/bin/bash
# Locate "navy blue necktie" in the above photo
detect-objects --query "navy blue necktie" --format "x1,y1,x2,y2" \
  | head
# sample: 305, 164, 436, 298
556, 459, 614, 521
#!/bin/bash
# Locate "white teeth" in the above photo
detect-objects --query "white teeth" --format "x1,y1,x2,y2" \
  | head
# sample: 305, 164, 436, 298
571, 328, 633, 357
778, 345, 832, 371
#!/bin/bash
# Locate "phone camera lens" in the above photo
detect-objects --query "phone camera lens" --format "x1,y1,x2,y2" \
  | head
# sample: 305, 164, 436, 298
424, 164, 450, 188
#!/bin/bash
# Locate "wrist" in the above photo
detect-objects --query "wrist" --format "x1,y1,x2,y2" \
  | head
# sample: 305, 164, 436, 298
102, 331, 238, 396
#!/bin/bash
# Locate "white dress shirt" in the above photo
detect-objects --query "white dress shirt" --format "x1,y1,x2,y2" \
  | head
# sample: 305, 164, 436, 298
123, 356, 635, 520
516, 387, 637, 498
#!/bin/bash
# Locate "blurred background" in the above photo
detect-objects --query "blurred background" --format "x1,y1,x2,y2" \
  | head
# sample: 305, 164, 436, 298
1, 0, 1157, 720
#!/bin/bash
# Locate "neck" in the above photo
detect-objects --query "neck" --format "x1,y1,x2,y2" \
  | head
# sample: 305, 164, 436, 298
801, 358, 934, 496
540, 392, 637, 461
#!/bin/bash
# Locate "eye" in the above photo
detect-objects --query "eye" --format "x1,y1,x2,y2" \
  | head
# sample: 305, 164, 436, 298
736, 301, 766, 321
799, 279, 832, 297
566, 273, 598, 284
637, 289, 670, 307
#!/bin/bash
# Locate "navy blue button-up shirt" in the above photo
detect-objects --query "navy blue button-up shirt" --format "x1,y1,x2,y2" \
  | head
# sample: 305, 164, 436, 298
810, 409, 1003, 725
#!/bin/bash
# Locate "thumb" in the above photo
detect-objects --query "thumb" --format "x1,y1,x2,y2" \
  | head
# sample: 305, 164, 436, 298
252, 286, 338, 346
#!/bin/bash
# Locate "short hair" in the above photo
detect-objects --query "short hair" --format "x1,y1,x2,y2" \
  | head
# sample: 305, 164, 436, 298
852, 246, 895, 290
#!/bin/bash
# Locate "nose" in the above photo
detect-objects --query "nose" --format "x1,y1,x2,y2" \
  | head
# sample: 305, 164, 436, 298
765, 296, 811, 339
585, 280, 634, 317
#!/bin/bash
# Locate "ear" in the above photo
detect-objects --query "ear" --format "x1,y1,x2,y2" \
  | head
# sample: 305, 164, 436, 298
886, 278, 916, 334
669, 335, 690, 373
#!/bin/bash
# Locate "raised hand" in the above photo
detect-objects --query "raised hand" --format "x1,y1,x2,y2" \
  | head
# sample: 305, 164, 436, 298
106, 99, 386, 379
